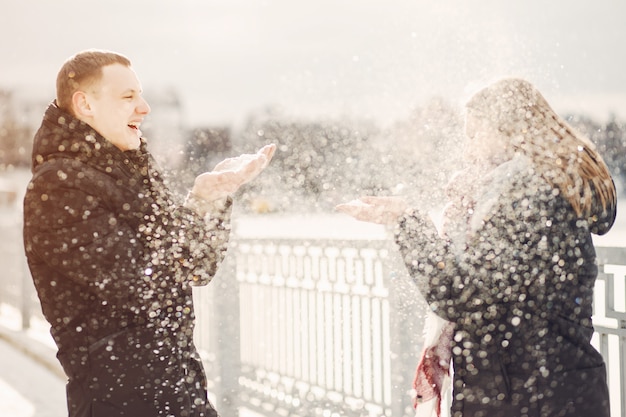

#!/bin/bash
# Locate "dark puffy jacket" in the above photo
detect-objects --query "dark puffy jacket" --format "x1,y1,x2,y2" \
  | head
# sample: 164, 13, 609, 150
23, 102, 231, 417
395, 156, 616, 417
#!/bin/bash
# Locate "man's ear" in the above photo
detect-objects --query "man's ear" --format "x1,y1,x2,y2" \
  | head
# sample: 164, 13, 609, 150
71, 91, 93, 119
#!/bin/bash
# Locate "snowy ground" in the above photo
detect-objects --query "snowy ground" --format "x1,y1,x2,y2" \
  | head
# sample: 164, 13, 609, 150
0, 312, 66, 417
0, 338, 66, 417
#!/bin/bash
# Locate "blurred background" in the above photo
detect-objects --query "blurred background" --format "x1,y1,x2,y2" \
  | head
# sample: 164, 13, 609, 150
1, 0, 626, 214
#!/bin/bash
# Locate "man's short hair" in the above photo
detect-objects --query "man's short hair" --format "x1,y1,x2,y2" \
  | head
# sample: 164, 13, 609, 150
56, 50, 131, 115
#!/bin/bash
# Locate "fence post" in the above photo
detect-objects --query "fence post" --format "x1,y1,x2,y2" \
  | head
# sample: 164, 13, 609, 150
211, 247, 242, 417
20, 235, 33, 330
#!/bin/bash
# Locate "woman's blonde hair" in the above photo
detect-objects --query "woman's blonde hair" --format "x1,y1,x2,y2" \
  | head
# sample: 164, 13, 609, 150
466, 78, 615, 219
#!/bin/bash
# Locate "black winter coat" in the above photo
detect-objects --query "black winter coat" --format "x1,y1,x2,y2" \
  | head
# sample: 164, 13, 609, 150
395, 156, 616, 417
23, 103, 231, 417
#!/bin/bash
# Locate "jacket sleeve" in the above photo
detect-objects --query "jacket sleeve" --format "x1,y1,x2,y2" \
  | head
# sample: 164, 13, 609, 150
394, 179, 565, 324
174, 198, 232, 286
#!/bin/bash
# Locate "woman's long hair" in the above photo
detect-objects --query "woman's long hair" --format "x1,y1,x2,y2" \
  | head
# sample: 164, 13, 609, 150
465, 78, 616, 219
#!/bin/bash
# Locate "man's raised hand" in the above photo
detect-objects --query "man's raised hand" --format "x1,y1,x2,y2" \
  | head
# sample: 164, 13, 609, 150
191, 144, 276, 202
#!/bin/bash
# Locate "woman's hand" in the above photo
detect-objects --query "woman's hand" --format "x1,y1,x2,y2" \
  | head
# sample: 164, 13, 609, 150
336, 196, 408, 225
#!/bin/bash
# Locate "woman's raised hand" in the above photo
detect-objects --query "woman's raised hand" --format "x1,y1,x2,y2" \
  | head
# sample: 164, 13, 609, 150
336, 196, 408, 225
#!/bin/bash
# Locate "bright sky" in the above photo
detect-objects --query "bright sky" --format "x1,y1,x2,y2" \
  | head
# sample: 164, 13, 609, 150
2, 0, 626, 127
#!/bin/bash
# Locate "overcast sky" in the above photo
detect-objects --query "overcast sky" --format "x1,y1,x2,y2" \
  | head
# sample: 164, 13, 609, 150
2, 0, 626, 127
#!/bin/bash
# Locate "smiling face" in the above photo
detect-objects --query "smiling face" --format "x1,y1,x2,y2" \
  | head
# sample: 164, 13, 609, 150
73, 63, 150, 151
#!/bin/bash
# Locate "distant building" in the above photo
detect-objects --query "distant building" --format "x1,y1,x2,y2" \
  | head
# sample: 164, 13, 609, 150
1, 88, 48, 132
0, 89, 47, 168
142, 88, 186, 170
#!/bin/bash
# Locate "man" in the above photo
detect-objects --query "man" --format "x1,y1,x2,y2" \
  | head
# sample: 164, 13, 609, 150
23, 49, 275, 417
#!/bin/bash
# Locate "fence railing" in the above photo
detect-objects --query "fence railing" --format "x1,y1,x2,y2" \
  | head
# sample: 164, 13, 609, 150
1, 214, 625, 417
193, 237, 425, 417
0, 207, 37, 331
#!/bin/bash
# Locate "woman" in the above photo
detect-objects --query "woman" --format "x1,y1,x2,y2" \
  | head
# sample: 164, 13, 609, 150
337, 78, 617, 417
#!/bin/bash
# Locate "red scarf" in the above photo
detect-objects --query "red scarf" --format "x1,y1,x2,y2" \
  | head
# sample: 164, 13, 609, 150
412, 320, 454, 416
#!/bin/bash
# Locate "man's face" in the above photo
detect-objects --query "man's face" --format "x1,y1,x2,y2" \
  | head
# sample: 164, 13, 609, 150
81, 64, 151, 151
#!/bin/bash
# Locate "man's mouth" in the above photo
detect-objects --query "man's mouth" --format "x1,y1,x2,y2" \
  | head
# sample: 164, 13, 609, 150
128, 122, 142, 136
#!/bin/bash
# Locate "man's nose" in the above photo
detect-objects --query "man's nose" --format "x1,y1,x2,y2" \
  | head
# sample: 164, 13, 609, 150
137, 97, 151, 115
